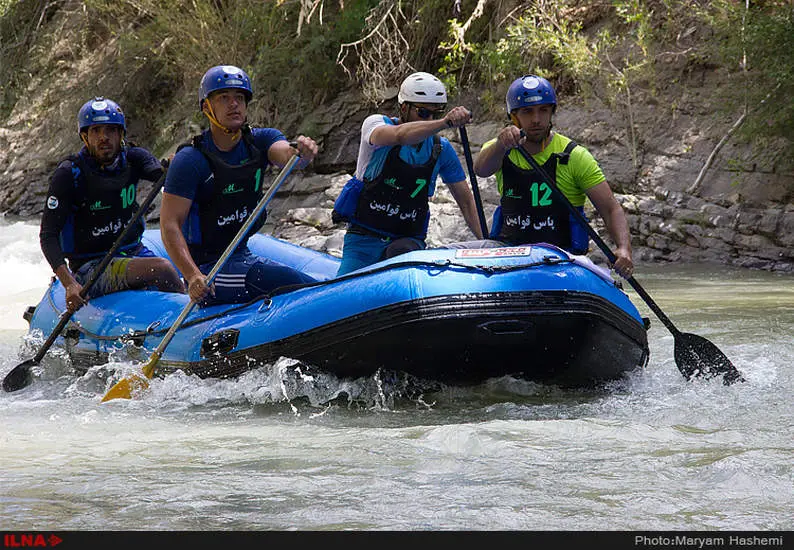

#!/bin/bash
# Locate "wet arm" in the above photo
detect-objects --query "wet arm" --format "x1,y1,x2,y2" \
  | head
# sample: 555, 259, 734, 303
40, 170, 85, 309
446, 180, 484, 239
370, 118, 449, 148
54, 264, 85, 312
370, 106, 472, 148
586, 181, 634, 276
159, 192, 205, 298
474, 126, 521, 177
268, 136, 318, 169
39, 167, 74, 276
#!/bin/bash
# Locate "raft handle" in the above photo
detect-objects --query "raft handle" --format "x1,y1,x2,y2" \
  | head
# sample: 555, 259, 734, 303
201, 328, 241, 357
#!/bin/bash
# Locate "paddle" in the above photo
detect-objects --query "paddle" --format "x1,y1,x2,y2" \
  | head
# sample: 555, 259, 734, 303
511, 138, 744, 385
458, 126, 489, 238
100, 153, 301, 402
2, 172, 167, 393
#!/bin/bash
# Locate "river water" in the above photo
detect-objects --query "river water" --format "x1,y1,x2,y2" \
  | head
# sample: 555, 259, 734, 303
0, 217, 792, 533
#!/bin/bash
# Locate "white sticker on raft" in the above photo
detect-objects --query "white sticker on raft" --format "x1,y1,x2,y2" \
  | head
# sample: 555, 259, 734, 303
454, 247, 532, 258
454, 245, 616, 284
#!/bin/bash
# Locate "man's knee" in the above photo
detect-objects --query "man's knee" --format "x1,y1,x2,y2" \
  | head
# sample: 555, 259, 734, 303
246, 259, 314, 296
129, 257, 183, 292
151, 257, 179, 276
152, 258, 183, 288
381, 238, 424, 260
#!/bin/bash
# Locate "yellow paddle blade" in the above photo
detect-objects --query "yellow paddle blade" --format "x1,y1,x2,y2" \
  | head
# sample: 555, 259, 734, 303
100, 373, 150, 402
100, 353, 160, 403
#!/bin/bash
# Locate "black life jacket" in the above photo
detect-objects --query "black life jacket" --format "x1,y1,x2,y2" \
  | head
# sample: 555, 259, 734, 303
182, 127, 269, 265
498, 141, 582, 250
60, 150, 144, 260
352, 136, 441, 239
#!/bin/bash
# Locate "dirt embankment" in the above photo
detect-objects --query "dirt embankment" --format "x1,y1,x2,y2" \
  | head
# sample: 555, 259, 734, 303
0, 10, 792, 272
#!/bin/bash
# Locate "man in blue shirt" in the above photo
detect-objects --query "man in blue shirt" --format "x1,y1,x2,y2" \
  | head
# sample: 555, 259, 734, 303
160, 65, 319, 305
332, 72, 484, 276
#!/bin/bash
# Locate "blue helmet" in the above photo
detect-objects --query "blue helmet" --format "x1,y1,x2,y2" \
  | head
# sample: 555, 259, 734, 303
198, 65, 253, 108
505, 75, 557, 113
77, 97, 126, 133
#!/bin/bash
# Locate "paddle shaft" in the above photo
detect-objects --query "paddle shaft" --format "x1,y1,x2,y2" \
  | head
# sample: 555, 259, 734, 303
140, 154, 301, 378
514, 138, 742, 384
458, 126, 489, 238
32, 172, 167, 364
511, 143, 682, 337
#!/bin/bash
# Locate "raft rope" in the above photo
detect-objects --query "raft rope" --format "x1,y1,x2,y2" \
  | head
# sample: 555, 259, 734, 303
50, 255, 575, 344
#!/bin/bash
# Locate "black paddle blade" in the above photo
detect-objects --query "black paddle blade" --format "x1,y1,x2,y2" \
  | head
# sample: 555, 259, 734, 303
674, 332, 745, 385
2, 359, 37, 393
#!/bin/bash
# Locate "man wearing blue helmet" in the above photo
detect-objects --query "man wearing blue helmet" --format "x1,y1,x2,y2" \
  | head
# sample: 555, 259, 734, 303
160, 65, 320, 305
39, 97, 185, 312
474, 74, 634, 279
332, 71, 484, 276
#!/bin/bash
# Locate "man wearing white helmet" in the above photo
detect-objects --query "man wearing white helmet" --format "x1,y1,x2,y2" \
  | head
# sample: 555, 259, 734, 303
474, 74, 634, 279
39, 97, 185, 312
332, 71, 484, 275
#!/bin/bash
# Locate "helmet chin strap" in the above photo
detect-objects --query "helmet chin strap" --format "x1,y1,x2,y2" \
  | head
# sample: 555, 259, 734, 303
202, 100, 242, 143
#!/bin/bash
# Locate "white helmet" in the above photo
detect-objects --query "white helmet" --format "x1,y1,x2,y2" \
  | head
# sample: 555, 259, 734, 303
397, 72, 447, 105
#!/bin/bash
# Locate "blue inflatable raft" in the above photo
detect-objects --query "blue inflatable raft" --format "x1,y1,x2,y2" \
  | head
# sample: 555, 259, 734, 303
24, 230, 650, 388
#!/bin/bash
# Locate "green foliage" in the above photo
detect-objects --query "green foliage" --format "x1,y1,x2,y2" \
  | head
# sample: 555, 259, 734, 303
0, 0, 53, 119
438, 1, 601, 115
7, 0, 380, 151
0, 0, 792, 164
247, 0, 380, 128
708, 1, 794, 154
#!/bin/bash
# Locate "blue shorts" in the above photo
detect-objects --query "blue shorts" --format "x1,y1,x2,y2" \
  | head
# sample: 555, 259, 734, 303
74, 244, 155, 299
199, 248, 316, 306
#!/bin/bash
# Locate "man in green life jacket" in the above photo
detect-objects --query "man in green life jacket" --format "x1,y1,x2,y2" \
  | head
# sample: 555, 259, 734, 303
39, 97, 185, 312
474, 74, 635, 279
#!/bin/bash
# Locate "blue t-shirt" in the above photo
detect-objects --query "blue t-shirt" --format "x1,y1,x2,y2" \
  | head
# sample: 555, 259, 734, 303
360, 117, 466, 196
165, 127, 286, 200
164, 127, 286, 246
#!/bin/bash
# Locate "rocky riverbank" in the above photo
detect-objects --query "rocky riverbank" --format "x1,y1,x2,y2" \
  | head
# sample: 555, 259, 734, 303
1, 79, 792, 273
